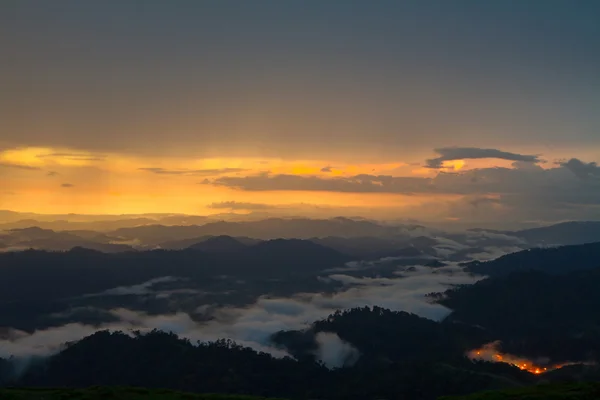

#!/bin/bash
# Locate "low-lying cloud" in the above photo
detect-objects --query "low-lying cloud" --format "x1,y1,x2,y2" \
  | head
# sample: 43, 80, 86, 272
81, 276, 184, 297
314, 332, 360, 368
0, 264, 482, 363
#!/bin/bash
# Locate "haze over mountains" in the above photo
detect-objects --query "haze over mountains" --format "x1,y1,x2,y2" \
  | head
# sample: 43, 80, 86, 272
3, 220, 600, 399
3, 211, 600, 261
4, 0, 600, 398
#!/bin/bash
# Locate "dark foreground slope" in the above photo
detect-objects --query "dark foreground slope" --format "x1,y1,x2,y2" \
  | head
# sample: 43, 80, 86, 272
2, 328, 528, 400
0, 387, 283, 400
3, 306, 599, 399
440, 382, 600, 400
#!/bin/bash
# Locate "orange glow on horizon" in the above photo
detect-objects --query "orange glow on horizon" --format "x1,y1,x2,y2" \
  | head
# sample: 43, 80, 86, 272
0, 146, 518, 216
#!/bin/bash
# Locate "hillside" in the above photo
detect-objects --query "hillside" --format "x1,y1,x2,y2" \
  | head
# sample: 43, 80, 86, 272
0, 387, 283, 400
463, 241, 600, 277
439, 382, 600, 399
512, 221, 600, 246
438, 267, 600, 361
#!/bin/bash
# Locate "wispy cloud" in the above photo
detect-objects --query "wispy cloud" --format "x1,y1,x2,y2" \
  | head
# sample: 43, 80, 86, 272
139, 167, 248, 176
209, 173, 435, 194
81, 276, 185, 297
37, 153, 106, 162
61, 183, 75, 188
208, 201, 275, 210
0, 264, 480, 362
0, 163, 41, 171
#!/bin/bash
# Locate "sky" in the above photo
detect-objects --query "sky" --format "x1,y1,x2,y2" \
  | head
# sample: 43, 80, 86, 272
1, 1, 600, 225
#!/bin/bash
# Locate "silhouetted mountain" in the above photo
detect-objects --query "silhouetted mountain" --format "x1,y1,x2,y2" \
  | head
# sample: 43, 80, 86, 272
470, 221, 600, 247
5, 317, 532, 400
0, 227, 134, 253
0, 242, 349, 332
62, 230, 122, 242
188, 236, 248, 252
463, 242, 600, 277
439, 267, 600, 362
240, 239, 346, 267
309, 236, 403, 257
0, 218, 161, 231
308, 235, 438, 259
156, 235, 214, 250
272, 307, 490, 365
512, 221, 600, 246
159, 236, 261, 250
109, 217, 417, 244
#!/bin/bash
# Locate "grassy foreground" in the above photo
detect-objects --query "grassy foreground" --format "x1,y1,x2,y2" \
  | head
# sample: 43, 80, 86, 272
439, 382, 600, 399
0, 387, 286, 400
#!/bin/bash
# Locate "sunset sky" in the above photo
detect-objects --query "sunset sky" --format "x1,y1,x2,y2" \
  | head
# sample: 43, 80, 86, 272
1, 1, 600, 224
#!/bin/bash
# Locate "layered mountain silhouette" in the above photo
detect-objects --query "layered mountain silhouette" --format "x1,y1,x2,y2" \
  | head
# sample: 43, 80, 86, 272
464, 241, 600, 277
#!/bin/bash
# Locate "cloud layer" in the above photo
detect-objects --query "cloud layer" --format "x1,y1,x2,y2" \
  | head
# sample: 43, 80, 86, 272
204, 155, 600, 222
0, 264, 481, 365
139, 167, 248, 176
425, 147, 541, 168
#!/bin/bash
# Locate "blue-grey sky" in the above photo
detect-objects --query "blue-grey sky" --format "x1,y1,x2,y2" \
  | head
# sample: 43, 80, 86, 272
2, 0, 599, 158
1, 1, 600, 222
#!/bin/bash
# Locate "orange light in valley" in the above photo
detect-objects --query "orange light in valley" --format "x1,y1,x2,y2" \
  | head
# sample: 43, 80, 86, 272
467, 341, 592, 375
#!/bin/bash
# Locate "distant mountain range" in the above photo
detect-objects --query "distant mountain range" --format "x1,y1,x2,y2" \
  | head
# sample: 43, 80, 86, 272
4, 215, 600, 268
463, 241, 600, 277
0, 227, 133, 253
469, 221, 600, 246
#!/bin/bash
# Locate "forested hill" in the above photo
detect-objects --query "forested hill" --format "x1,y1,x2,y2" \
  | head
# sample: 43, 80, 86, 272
463, 241, 600, 277
436, 266, 600, 362
271, 307, 490, 365
1, 320, 529, 400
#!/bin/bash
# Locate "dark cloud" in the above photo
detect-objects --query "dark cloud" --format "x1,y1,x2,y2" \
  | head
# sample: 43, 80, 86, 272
61, 183, 75, 188
559, 158, 600, 180
206, 159, 600, 222
46, 171, 59, 177
208, 162, 600, 199
321, 166, 334, 173
425, 147, 541, 168
208, 201, 275, 210
139, 167, 248, 176
0, 163, 41, 171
